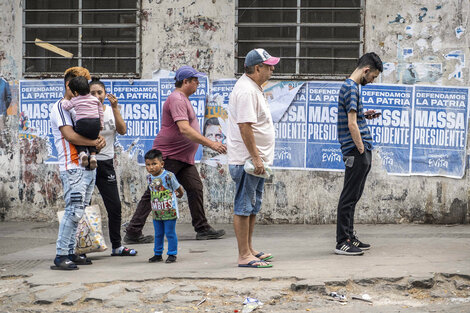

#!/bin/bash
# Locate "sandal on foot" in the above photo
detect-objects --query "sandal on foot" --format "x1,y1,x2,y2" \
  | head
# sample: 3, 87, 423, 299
254, 252, 273, 261
238, 260, 272, 268
50, 256, 79, 271
111, 247, 137, 256
68, 254, 92, 265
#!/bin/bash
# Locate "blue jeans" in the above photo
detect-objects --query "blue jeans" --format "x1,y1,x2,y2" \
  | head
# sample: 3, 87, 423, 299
229, 165, 265, 216
153, 219, 178, 255
56, 169, 96, 256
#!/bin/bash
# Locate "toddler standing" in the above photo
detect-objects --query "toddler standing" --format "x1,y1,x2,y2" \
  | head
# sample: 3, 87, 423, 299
145, 149, 184, 263
62, 76, 103, 169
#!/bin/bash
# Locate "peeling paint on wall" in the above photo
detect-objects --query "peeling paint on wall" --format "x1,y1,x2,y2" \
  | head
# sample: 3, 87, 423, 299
455, 26, 465, 39
418, 7, 428, 22
389, 14, 406, 24
444, 50, 465, 81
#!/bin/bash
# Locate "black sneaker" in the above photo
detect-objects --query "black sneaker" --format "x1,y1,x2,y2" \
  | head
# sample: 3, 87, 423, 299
196, 227, 225, 240
335, 239, 364, 255
124, 234, 154, 244
165, 255, 177, 263
149, 255, 163, 263
351, 235, 371, 250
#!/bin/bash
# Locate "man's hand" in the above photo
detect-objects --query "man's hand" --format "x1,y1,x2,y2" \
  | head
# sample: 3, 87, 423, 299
174, 186, 184, 198
252, 156, 265, 175
364, 109, 381, 119
95, 135, 106, 151
209, 141, 227, 154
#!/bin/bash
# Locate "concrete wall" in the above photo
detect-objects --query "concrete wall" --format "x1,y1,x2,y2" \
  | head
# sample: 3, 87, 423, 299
0, 0, 468, 224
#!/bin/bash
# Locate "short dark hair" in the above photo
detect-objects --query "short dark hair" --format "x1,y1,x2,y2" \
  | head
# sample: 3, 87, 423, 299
203, 117, 220, 134
68, 76, 90, 96
244, 63, 264, 74
357, 52, 383, 72
144, 149, 163, 161
89, 76, 106, 91
174, 77, 197, 88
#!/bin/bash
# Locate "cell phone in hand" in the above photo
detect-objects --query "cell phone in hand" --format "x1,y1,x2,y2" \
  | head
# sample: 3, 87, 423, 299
365, 112, 381, 118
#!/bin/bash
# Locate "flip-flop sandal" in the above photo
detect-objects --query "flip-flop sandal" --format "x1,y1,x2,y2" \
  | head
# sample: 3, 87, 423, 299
238, 260, 273, 268
255, 252, 273, 261
111, 247, 137, 256
50, 258, 79, 271
70, 254, 92, 265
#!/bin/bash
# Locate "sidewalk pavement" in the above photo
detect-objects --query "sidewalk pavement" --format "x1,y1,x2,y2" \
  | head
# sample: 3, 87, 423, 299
1, 222, 469, 285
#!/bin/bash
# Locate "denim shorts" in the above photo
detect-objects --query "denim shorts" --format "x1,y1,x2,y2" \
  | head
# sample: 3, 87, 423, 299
229, 165, 265, 216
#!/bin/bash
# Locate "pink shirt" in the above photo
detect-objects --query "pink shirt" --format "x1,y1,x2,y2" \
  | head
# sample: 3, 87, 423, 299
153, 90, 199, 164
62, 94, 104, 127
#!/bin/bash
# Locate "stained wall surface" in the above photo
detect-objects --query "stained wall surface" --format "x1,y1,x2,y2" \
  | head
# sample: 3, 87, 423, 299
0, 0, 468, 224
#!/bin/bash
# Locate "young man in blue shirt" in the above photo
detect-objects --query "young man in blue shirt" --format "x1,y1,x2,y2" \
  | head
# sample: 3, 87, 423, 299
335, 52, 383, 255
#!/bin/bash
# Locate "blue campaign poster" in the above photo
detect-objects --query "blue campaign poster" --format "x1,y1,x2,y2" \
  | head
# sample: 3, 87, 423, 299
112, 80, 160, 165
305, 82, 344, 171
273, 83, 307, 168
362, 84, 414, 174
411, 86, 469, 178
19, 79, 64, 163
201, 79, 236, 166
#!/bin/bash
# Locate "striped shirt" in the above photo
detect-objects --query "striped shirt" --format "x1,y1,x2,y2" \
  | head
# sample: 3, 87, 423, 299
336, 79, 373, 155
62, 94, 103, 128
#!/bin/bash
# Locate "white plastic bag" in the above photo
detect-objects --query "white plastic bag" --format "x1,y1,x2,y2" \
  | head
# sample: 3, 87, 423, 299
57, 205, 107, 254
243, 159, 273, 179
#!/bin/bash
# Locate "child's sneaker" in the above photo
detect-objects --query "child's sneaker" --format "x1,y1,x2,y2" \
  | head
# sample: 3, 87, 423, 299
335, 239, 364, 255
149, 255, 163, 263
79, 152, 88, 167
165, 255, 177, 263
89, 155, 97, 170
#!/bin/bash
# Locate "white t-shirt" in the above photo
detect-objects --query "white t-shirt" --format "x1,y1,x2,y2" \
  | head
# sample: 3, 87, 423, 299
96, 105, 116, 161
50, 99, 83, 172
227, 74, 275, 165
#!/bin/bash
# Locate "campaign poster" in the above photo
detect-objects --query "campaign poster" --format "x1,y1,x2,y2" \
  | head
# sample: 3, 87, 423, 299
411, 86, 469, 178
19, 79, 64, 163
305, 82, 344, 171
159, 77, 208, 162
362, 84, 413, 174
202, 79, 235, 167
273, 83, 308, 168
113, 80, 160, 165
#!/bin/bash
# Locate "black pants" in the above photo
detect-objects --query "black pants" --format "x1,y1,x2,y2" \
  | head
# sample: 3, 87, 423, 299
74, 118, 100, 154
336, 148, 372, 244
126, 158, 210, 237
95, 159, 122, 249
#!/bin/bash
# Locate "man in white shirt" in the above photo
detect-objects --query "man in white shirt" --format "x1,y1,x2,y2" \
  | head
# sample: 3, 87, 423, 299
227, 49, 279, 268
50, 67, 105, 270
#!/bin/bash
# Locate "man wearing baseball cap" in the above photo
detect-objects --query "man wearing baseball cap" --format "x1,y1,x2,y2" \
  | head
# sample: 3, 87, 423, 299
227, 48, 279, 268
125, 65, 227, 243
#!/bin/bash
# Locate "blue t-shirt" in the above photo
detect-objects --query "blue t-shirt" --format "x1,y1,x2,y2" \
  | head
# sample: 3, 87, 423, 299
337, 79, 373, 155
147, 169, 181, 221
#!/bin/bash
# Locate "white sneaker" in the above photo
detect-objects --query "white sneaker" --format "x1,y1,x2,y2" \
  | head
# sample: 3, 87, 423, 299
79, 152, 88, 167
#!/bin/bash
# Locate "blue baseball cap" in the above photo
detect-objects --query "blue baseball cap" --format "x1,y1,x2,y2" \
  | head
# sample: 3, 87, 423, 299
244, 48, 280, 67
174, 66, 206, 81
